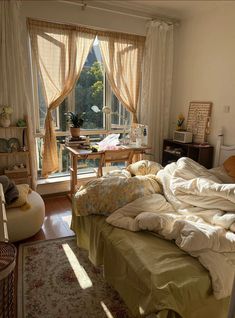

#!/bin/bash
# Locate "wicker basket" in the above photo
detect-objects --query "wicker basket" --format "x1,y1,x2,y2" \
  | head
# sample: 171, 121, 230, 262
0, 242, 17, 318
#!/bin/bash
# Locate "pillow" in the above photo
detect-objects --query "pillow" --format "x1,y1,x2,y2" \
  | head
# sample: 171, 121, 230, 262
6, 184, 31, 210
223, 156, 235, 180
126, 160, 163, 176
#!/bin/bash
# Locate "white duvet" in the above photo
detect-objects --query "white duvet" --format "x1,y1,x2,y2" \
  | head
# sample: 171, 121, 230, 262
106, 157, 235, 299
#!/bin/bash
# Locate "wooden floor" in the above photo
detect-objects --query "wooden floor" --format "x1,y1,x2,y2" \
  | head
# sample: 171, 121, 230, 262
20, 195, 74, 244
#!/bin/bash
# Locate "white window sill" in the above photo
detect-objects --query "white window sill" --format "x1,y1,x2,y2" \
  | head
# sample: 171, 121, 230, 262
36, 172, 97, 195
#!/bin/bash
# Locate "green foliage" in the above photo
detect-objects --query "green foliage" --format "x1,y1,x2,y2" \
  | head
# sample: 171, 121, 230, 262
65, 111, 85, 128
75, 58, 104, 129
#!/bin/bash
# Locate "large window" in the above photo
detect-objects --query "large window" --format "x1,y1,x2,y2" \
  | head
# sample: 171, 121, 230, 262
34, 38, 131, 178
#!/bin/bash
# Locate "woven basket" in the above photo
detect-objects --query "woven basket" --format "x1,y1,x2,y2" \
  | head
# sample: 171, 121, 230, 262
0, 242, 17, 318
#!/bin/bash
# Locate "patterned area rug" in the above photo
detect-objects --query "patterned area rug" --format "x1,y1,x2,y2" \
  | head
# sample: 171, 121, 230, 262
18, 237, 134, 318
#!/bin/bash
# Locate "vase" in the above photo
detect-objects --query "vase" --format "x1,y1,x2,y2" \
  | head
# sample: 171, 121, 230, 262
0, 118, 11, 128
70, 127, 80, 138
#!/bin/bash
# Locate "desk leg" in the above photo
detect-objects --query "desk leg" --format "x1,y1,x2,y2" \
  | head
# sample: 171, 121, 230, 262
70, 154, 78, 196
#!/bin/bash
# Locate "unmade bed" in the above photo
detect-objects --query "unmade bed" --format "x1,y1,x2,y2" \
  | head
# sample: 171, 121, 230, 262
71, 213, 229, 318
71, 132, 235, 318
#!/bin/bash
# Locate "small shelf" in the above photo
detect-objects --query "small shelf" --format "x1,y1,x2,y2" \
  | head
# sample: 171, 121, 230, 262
0, 117, 33, 188
0, 151, 29, 156
163, 150, 182, 157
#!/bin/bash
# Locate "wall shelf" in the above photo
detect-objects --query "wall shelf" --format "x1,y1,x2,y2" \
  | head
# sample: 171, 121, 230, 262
0, 117, 32, 187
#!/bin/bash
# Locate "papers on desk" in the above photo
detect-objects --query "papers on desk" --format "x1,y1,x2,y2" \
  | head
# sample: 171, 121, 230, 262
98, 134, 120, 151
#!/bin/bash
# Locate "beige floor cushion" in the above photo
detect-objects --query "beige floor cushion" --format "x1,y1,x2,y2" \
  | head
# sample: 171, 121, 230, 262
6, 190, 45, 242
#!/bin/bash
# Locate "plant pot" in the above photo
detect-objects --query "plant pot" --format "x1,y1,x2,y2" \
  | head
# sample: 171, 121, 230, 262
70, 127, 80, 138
0, 118, 11, 128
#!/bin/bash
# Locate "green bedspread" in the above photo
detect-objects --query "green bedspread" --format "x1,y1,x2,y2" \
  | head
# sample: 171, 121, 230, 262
71, 212, 229, 318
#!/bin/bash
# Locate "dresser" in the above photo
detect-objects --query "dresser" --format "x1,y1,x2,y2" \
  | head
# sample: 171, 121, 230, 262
162, 139, 214, 169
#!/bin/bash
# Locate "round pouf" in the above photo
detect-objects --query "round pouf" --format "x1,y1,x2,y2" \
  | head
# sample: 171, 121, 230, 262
6, 191, 45, 242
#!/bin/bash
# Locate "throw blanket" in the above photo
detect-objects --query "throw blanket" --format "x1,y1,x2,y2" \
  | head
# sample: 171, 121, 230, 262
0, 175, 19, 204
73, 174, 161, 216
107, 158, 235, 300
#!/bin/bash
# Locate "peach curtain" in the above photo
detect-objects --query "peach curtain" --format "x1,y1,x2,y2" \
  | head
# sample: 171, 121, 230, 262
28, 20, 95, 177
98, 34, 145, 123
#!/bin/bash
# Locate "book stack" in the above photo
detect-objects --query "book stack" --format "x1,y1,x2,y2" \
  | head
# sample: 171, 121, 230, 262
65, 136, 90, 149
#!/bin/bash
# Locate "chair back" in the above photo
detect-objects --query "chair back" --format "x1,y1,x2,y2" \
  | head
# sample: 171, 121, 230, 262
97, 148, 134, 177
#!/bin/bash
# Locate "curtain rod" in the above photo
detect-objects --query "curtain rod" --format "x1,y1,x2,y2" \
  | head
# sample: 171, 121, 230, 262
59, 0, 180, 26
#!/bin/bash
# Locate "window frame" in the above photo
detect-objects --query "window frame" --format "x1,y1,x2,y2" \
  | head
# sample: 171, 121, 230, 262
31, 40, 132, 178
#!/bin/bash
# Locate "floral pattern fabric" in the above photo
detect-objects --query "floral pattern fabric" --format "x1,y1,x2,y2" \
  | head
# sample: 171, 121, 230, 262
18, 237, 134, 318
73, 175, 162, 217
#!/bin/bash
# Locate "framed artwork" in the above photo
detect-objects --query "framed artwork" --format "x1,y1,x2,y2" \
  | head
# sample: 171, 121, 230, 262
186, 101, 212, 144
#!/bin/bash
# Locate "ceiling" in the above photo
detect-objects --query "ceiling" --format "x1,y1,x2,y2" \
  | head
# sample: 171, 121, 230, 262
65, 0, 235, 20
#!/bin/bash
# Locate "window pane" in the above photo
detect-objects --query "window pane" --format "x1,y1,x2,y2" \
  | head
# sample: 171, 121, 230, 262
74, 41, 104, 130
111, 94, 131, 129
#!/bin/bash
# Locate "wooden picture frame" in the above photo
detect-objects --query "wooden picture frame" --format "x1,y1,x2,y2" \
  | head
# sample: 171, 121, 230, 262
186, 101, 212, 144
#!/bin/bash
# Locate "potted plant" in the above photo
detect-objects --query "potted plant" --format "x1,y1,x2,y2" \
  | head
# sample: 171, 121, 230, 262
65, 112, 85, 137
0, 106, 13, 127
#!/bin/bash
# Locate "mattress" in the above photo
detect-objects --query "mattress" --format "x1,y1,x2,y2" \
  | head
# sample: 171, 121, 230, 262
71, 213, 229, 318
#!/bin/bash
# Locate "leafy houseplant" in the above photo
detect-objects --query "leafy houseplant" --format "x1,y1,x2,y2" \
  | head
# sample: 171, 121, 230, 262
65, 112, 85, 137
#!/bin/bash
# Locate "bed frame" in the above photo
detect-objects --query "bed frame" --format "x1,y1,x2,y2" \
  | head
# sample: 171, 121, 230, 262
214, 129, 235, 166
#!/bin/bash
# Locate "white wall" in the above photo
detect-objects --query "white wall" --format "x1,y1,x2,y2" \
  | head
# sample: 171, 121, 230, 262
20, 1, 146, 36
171, 4, 235, 147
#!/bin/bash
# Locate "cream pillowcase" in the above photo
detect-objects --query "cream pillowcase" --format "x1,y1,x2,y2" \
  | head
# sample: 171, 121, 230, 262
126, 160, 163, 176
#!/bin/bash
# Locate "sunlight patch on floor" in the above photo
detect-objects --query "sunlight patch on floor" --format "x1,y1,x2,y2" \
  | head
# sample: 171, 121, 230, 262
62, 243, 93, 289
61, 214, 72, 227
100, 301, 114, 318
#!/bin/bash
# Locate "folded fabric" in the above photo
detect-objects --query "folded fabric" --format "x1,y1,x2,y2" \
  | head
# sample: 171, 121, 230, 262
6, 184, 31, 210
0, 175, 19, 204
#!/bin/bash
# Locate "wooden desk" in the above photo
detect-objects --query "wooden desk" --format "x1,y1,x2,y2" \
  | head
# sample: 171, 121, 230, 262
65, 145, 150, 196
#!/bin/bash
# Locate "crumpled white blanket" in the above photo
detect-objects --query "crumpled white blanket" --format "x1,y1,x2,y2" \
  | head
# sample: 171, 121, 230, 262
106, 158, 235, 299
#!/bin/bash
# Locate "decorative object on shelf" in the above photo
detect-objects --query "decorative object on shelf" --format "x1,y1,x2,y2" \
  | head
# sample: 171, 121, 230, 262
186, 101, 212, 144
16, 119, 26, 127
0, 138, 9, 153
0, 106, 13, 128
8, 138, 20, 152
176, 113, 185, 131
65, 112, 85, 138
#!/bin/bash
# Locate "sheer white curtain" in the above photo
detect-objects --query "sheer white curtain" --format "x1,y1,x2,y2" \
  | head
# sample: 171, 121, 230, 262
98, 33, 145, 123
0, 1, 37, 188
140, 21, 174, 162
28, 20, 95, 177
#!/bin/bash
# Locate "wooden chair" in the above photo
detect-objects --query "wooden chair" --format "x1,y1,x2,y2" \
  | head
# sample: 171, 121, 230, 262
97, 149, 134, 177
